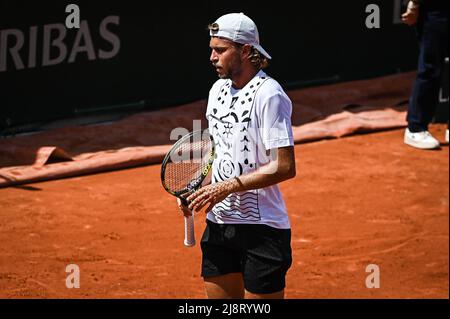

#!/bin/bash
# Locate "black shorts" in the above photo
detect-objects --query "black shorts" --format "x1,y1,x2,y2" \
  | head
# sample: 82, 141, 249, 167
200, 219, 292, 294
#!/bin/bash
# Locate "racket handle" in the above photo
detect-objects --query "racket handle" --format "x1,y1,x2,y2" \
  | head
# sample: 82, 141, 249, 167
184, 214, 196, 247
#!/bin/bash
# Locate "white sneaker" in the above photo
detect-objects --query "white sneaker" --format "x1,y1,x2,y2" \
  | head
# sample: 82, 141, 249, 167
404, 128, 440, 149
446, 129, 449, 144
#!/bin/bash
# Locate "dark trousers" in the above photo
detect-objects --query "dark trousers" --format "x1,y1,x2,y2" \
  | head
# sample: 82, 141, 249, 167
407, 7, 448, 132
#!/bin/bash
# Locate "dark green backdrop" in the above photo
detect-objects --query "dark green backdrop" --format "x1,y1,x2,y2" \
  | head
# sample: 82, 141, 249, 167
0, 0, 423, 132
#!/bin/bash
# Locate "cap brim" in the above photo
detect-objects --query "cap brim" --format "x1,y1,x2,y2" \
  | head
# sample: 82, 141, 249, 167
253, 44, 272, 60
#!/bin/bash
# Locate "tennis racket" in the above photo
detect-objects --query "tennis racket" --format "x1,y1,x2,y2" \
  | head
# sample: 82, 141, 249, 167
161, 129, 215, 247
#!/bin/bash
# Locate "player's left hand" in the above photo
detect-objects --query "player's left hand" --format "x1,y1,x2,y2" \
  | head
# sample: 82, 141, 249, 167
187, 181, 234, 213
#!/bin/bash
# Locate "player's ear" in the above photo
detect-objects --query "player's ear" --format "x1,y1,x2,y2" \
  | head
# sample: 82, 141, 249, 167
241, 44, 252, 59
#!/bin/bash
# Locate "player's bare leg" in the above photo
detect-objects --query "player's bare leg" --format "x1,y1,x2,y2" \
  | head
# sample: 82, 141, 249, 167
245, 289, 284, 299
204, 273, 244, 299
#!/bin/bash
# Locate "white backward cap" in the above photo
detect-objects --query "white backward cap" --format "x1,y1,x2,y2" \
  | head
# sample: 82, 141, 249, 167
209, 12, 272, 60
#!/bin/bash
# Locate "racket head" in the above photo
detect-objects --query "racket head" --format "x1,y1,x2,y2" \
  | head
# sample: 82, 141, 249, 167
161, 129, 215, 199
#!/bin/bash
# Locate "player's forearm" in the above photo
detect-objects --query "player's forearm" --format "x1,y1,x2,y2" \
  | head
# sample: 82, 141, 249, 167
225, 159, 296, 193
187, 147, 296, 212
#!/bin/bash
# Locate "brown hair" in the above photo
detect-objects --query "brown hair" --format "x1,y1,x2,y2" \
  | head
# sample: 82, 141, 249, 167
233, 42, 269, 70
248, 46, 269, 70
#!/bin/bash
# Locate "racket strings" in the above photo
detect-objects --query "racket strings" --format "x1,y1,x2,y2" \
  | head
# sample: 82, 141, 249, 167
164, 134, 213, 193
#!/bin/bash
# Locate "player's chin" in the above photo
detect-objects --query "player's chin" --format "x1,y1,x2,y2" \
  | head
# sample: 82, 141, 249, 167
216, 68, 229, 79
218, 74, 231, 80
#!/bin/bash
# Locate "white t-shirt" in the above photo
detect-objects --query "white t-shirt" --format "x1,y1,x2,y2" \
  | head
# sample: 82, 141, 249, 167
205, 70, 294, 229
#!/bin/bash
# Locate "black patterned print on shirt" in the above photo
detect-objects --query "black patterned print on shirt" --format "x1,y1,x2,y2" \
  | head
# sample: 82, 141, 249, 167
208, 76, 269, 221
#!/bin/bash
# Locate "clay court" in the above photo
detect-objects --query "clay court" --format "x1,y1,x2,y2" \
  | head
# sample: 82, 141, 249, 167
0, 124, 448, 299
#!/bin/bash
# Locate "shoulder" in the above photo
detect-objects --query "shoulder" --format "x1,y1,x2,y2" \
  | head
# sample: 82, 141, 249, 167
207, 79, 228, 114
255, 75, 291, 108
261, 76, 284, 92
257, 74, 290, 102
209, 79, 228, 96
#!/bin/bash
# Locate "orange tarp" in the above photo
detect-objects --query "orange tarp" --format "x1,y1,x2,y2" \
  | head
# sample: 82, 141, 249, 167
0, 72, 415, 188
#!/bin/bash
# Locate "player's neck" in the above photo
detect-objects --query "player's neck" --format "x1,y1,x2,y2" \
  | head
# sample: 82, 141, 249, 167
231, 67, 260, 90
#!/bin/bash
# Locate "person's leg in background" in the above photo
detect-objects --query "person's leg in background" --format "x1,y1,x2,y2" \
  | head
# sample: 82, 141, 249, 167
405, 7, 448, 149
446, 120, 449, 143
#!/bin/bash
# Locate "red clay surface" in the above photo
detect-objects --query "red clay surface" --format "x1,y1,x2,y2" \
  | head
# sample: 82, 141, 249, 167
0, 125, 448, 298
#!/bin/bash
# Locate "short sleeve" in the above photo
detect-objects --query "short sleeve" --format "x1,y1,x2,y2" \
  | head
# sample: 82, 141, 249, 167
259, 92, 294, 150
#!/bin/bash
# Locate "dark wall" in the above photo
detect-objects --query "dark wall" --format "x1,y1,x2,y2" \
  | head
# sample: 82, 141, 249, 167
0, 0, 420, 131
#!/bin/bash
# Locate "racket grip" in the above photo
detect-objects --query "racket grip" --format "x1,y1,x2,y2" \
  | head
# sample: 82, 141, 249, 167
184, 214, 195, 247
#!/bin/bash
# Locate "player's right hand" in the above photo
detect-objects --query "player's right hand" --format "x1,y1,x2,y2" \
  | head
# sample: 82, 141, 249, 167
402, 1, 419, 26
177, 198, 193, 217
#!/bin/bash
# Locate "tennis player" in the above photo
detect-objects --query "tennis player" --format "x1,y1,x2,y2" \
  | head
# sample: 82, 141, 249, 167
178, 12, 296, 299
